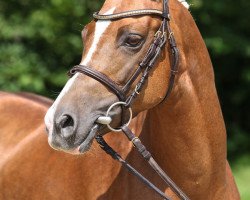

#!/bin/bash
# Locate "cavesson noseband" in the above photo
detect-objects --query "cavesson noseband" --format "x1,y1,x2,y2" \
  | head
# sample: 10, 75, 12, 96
69, 0, 189, 199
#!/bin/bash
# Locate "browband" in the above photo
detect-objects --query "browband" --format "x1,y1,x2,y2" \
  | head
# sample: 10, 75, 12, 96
93, 9, 169, 20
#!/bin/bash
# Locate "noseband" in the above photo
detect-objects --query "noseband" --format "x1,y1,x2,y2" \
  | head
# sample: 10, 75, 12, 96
68, 0, 190, 199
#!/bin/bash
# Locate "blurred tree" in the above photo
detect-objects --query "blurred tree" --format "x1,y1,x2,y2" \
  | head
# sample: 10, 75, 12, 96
0, 0, 249, 159
0, 0, 104, 97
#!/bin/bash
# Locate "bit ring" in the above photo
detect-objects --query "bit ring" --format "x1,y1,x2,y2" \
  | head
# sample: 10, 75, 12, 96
106, 102, 133, 132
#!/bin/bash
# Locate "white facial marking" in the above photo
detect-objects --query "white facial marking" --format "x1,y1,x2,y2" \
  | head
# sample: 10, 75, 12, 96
45, 7, 116, 132
44, 73, 79, 131
178, 0, 190, 9
80, 7, 116, 66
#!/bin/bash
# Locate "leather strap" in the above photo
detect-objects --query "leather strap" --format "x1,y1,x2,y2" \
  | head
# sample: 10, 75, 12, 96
161, 21, 179, 102
95, 126, 190, 200
95, 135, 172, 200
121, 126, 190, 200
93, 9, 167, 20
69, 65, 126, 101
95, 126, 189, 200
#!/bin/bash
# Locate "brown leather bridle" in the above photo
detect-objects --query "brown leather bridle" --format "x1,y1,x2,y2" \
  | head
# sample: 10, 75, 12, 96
69, 0, 190, 199
69, 1, 178, 106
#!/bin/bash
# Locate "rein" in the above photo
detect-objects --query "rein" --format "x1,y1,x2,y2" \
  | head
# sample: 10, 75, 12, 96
69, 0, 189, 199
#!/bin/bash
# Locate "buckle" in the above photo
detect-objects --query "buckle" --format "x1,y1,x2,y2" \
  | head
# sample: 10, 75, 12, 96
154, 31, 162, 38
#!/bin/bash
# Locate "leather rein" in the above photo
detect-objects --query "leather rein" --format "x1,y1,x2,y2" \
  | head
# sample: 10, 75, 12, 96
69, 0, 190, 199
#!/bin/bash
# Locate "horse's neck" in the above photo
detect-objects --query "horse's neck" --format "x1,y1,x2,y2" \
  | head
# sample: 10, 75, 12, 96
141, 69, 227, 198
139, 13, 227, 199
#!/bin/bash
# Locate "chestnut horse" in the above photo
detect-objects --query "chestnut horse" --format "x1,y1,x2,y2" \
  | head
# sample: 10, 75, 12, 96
0, 0, 239, 199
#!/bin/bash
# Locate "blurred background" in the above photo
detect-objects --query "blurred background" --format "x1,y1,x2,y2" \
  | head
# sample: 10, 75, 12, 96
0, 0, 249, 198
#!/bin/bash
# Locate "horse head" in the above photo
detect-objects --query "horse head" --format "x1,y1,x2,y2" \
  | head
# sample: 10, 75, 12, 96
45, 0, 176, 154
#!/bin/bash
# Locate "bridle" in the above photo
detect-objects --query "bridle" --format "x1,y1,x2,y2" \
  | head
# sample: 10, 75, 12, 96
69, 0, 190, 199
69, 1, 178, 107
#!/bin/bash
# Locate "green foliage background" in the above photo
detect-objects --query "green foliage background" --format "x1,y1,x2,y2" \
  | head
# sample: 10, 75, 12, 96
0, 0, 249, 198
0, 0, 102, 96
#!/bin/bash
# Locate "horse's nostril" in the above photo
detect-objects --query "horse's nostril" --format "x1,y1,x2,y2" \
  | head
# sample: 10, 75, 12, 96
57, 114, 76, 138
60, 115, 74, 129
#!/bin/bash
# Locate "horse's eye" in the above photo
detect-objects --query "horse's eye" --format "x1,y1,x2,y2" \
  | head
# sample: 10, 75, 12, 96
124, 34, 143, 48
